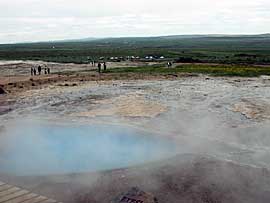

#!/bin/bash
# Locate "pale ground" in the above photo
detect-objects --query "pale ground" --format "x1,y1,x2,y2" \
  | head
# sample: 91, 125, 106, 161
1, 74, 270, 168
0, 60, 148, 78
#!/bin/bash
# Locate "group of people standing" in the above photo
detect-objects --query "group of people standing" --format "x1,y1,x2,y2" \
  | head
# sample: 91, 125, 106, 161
97, 62, 107, 73
90, 60, 107, 73
31, 65, 50, 76
167, 62, 173, 68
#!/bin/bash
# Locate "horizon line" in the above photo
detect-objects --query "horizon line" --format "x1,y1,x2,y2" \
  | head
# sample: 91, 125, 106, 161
1, 33, 270, 45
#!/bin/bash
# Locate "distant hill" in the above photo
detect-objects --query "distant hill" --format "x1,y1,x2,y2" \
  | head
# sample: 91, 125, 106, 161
50, 37, 98, 43
0, 34, 270, 65
2, 34, 270, 45
67, 34, 270, 42
258, 33, 270, 37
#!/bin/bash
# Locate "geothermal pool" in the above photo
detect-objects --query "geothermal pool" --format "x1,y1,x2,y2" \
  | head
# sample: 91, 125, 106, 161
0, 123, 177, 176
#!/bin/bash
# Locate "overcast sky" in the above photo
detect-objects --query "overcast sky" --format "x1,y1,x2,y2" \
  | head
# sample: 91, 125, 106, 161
0, 0, 269, 43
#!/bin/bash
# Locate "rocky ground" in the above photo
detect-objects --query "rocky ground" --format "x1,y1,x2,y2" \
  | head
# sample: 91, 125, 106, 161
1, 61, 270, 202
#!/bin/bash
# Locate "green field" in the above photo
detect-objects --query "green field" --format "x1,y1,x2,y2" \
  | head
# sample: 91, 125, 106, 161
1, 35, 270, 64
105, 64, 270, 77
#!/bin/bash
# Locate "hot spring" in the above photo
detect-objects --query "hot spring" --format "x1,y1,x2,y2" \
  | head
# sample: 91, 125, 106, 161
0, 123, 177, 176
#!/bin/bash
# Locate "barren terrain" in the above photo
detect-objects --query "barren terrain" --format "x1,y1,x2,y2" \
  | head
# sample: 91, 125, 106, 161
1, 61, 270, 203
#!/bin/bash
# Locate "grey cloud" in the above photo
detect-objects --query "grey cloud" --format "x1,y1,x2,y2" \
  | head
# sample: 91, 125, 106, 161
0, 0, 269, 43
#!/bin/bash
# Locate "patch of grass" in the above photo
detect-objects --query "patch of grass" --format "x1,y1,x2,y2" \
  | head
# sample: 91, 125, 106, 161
176, 65, 270, 77
105, 64, 270, 77
105, 64, 166, 73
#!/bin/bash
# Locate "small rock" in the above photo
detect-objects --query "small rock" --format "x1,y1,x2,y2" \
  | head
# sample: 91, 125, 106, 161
0, 87, 6, 94
113, 187, 158, 203
168, 74, 178, 77
0, 106, 12, 115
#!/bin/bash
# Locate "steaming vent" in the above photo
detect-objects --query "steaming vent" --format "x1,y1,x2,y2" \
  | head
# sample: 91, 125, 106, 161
0, 123, 177, 176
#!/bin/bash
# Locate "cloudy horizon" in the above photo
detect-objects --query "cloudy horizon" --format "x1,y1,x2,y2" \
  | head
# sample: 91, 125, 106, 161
0, 0, 270, 44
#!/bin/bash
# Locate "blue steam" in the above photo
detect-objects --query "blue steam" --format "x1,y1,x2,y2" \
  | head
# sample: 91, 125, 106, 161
0, 124, 177, 176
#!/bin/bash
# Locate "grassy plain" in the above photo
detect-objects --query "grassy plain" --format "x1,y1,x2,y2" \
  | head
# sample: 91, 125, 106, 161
105, 64, 270, 77
1, 35, 270, 64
